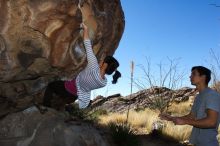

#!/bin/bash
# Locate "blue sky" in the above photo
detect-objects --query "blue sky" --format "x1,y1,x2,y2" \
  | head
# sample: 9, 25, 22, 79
91, 0, 220, 98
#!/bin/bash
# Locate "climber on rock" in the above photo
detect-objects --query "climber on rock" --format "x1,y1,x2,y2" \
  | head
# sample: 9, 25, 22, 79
43, 23, 121, 110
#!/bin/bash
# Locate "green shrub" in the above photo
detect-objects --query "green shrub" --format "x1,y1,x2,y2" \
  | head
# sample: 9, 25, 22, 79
108, 122, 140, 146
66, 104, 87, 119
149, 96, 169, 113
88, 109, 108, 121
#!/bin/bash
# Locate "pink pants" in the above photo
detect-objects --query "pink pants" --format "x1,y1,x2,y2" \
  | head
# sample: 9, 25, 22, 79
64, 79, 77, 96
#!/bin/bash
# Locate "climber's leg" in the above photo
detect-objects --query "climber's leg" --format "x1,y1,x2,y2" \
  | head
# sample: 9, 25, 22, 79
43, 81, 77, 107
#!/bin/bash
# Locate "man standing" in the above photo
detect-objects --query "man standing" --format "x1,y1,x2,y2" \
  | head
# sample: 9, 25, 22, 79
160, 66, 220, 146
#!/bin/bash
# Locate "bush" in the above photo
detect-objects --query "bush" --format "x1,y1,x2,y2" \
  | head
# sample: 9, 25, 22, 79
88, 109, 108, 121
65, 104, 87, 119
108, 122, 140, 146
149, 96, 169, 113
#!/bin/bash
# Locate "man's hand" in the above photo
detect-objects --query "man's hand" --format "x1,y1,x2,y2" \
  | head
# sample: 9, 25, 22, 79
173, 117, 186, 125
159, 114, 187, 125
159, 113, 174, 121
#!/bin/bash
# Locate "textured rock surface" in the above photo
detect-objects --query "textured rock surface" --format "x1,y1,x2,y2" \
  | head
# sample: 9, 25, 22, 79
90, 87, 197, 113
0, 0, 125, 116
0, 106, 110, 146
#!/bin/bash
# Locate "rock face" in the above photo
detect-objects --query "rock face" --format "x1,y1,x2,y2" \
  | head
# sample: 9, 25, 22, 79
0, 106, 110, 146
90, 87, 197, 113
0, 0, 125, 116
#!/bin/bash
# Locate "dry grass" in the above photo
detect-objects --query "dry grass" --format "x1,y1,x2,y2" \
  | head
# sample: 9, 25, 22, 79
161, 121, 192, 141
212, 81, 220, 93
98, 98, 220, 143
167, 97, 194, 116
99, 109, 159, 134
99, 107, 192, 142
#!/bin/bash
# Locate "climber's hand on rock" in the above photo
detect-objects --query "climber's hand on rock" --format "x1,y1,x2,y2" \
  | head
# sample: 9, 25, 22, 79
82, 23, 89, 40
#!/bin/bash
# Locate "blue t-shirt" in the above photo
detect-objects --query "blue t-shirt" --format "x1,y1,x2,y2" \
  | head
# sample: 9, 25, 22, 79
189, 87, 220, 146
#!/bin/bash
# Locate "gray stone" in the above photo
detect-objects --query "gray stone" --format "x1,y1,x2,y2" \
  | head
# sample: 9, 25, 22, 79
0, 106, 110, 146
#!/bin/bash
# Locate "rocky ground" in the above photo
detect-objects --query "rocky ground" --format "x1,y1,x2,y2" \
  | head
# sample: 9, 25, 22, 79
0, 86, 196, 146
0, 106, 111, 146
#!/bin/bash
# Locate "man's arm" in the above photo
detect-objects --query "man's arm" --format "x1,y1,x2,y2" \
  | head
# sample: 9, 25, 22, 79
181, 112, 196, 120
159, 112, 195, 121
173, 109, 218, 128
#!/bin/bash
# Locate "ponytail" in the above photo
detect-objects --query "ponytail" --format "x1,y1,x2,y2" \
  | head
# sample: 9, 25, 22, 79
112, 70, 121, 84
103, 56, 121, 83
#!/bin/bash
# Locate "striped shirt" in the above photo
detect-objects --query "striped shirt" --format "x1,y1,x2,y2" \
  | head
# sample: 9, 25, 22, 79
76, 39, 107, 108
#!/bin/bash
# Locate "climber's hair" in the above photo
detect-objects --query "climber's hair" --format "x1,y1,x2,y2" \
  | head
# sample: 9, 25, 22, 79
104, 56, 121, 84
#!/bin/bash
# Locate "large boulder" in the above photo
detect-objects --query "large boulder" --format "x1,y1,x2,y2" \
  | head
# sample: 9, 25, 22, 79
0, 0, 125, 116
90, 87, 197, 113
0, 106, 110, 146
